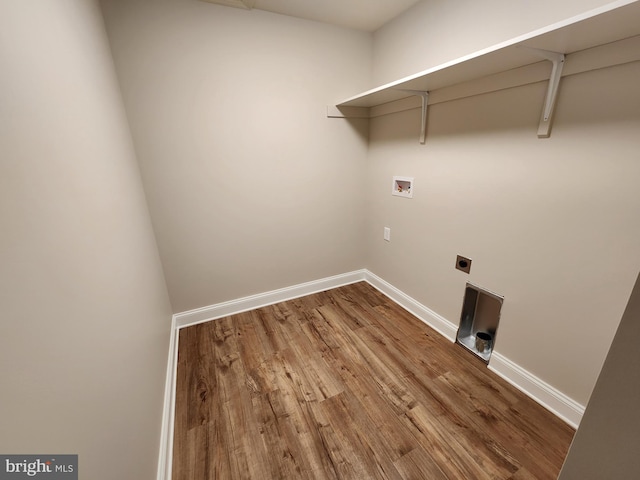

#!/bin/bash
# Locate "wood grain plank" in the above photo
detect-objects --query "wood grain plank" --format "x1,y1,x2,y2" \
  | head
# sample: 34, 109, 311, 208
172, 282, 575, 480
394, 447, 448, 480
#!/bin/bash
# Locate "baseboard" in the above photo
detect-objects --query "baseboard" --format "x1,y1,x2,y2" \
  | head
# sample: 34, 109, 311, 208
363, 270, 458, 342
173, 270, 367, 328
158, 269, 584, 479
158, 270, 367, 480
363, 270, 584, 428
156, 315, 179, 480
489, 352, 585, 428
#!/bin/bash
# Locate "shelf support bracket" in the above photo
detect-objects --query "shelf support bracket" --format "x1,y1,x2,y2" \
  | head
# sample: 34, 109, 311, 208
398, 90, 429, 144
521, 47, 565, 138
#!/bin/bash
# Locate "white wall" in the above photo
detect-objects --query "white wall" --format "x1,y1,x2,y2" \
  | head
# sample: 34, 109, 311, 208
99, 0, 372, 313
0, 1, 173, 478
373, 0, 619, 85
365, 0, 640, 407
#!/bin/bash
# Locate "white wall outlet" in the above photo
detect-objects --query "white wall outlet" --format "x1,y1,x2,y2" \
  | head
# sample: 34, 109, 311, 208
384, 227, 391, 241
392, 176, 414, 198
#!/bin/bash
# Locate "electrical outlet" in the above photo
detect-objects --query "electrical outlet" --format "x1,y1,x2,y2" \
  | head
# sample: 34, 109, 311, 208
384, 227, 391, 242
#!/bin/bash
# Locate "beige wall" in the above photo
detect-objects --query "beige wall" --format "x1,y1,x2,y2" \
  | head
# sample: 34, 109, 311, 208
558, 271, 640, 478
100, 0, 372, 313
372, 0, 618, 85
5, 0, 634, 476
365, 4, 640, 404
0, 1, 173, 478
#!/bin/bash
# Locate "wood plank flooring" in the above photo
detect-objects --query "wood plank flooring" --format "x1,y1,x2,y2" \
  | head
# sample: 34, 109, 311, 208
172, 282, 574, 479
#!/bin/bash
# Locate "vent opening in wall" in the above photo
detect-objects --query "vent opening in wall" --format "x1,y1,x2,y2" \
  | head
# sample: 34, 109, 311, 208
456, 283, 503, 363
392, 176, 413, 198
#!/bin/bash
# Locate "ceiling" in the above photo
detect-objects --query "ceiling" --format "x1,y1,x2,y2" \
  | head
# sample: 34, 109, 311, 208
199, 0, 422, 32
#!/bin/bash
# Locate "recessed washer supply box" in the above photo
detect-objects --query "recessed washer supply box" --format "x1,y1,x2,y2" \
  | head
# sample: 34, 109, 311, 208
392, 176, 413, 198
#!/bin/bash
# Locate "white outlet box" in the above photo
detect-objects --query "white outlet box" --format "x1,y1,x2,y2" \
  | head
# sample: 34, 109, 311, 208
392, 176, 413, 198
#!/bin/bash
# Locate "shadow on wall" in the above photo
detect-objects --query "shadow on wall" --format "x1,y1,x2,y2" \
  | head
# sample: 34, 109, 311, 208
369, 61, 640, 145
370, 81, 545, 145
340, 117, 370, 144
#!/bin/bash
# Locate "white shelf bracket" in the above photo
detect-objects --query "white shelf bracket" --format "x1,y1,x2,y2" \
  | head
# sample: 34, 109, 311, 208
398, 90, 429, 144
520, 47, 565, 138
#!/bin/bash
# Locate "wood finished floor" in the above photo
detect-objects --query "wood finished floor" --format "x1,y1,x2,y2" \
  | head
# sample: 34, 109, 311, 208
172, 282, 575, 479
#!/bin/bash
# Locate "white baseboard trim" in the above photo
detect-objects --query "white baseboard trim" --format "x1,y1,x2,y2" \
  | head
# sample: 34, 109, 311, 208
157, 270, 367, 480
156, 315, 179, 480
489, 352, 585, 428
364, 270, 458, 342
364, 271, 584, 428
174, 270, 367, 329
158, 269, 585, 479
